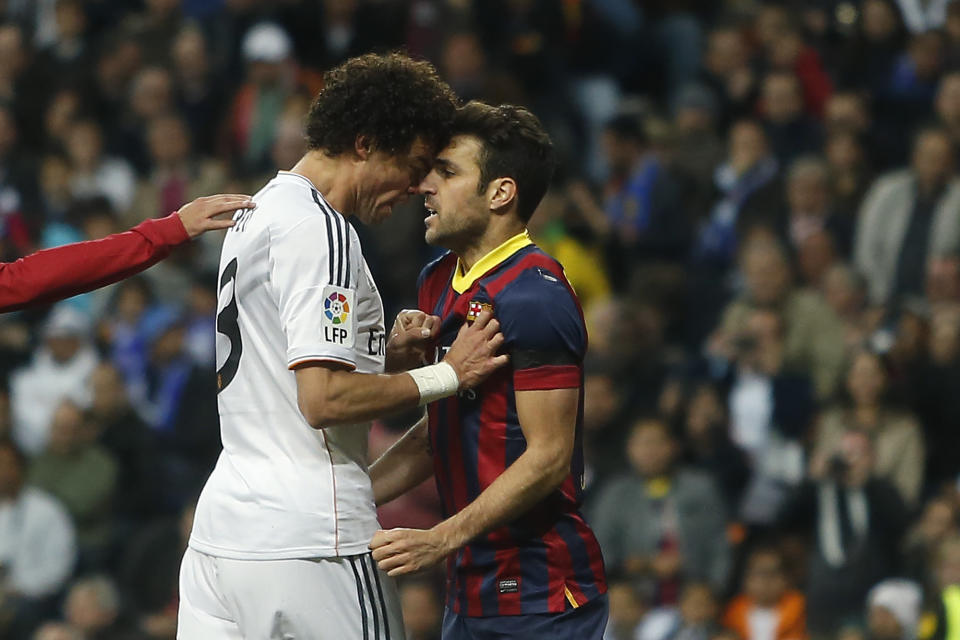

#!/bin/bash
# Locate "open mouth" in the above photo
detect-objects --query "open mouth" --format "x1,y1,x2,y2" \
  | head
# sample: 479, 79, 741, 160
424, 203, 438, 226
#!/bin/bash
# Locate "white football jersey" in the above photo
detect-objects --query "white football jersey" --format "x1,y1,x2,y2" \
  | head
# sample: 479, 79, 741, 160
190, 171, 387, 560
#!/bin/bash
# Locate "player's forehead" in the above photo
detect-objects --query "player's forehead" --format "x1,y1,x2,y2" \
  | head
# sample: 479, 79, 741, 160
436, 135, 482, 171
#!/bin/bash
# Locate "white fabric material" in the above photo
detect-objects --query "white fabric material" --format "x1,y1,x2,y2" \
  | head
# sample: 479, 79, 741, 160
178, 547, 404, 639
190, 171, 386, 560
868, 579, 923, 640
896, 0, 950, 33
0, 488, 76, 597
747, 608, 778, 640
729, 370, 774, 459
10, 345, 98, 455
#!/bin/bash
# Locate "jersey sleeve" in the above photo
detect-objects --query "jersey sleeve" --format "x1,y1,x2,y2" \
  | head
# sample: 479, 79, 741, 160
496, 268, 586, 391
269, 210, 358, 370
0, 213, 187, 313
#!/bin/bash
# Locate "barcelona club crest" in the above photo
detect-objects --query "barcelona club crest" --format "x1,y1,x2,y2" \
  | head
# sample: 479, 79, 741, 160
466, 300, 493, 325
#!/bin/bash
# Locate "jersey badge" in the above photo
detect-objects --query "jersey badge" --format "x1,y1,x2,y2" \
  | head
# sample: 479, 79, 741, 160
466, 300, 493, 325
321, 285, 356, 347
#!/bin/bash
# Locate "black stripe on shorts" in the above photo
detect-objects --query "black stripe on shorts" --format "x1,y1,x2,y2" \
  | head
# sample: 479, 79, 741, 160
348, 556, 370, 640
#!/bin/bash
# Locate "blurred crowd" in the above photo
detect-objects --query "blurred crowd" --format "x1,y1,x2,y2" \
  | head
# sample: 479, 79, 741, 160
3, 0, 960, 639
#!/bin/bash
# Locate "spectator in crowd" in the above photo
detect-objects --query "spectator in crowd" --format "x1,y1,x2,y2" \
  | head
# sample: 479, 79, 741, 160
779, 431, 908, 635
590, 417, 731, 601
111, 66, 175, 175
32, 622, 83, 640
28, 400, 118, 568
760, 72, 824, 168
170, 25, 224, 156
227, 22, 298, 177
127, 114, 226, 227
902, 496, 958, 581
597, 112, 687, 269
0, 439, 76, 639
692, 119, 781, 272
810, 350, 926, 506
118, 501, 195, 639
935, 72, 960, 149
62, 574, 141, 640
680, 381, 751, 514
864, 579, 923, 640
698, 26, 757, 127
669, 83, 725, 215
604, 577, 648, 640
723, 308, 815, 525
646, 582, 722, 640
722, 545, 807, 640
86, 363, 158, 525
855, 128, 960, 307
923, 535, 960, 640
712, 237, 845, 400
822, 263, 874, 351
65, 119, 136, 215
826, 130, 874, 221
528, 186, 612, 316
11, 305, 98, 456
781, 155, 854, 258
914, 303, 960, 487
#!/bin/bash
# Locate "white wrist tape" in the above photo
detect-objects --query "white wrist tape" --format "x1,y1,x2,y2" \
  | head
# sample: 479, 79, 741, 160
408, 361, 460, 405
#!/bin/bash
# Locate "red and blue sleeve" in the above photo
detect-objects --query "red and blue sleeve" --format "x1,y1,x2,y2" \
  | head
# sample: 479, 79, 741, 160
495, 268, 586, 391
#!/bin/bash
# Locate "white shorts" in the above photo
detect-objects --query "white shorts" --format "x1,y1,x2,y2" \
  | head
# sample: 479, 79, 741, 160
177, 547, 405, 640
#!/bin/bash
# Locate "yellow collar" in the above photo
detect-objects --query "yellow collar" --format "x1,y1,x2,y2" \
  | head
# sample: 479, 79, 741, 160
452, 230, 533, 294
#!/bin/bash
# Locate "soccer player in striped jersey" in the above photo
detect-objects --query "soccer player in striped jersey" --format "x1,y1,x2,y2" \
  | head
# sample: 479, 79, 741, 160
178, 55, 507, 640
370, 102, 608, 639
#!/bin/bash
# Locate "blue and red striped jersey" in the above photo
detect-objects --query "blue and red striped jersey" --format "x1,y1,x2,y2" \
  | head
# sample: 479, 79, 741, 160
417, 239, 607, 617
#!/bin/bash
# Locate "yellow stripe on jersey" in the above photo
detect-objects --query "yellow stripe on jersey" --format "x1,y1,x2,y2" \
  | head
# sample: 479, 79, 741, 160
564, 586, 580, 609
452, 230, 534, 293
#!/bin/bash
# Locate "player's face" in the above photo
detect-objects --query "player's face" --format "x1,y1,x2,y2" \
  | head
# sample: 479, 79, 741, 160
418, 135, 490, 249
355, 137, 433, 225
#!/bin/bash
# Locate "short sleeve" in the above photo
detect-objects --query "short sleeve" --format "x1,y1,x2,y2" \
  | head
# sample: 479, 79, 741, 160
269, 211, 358, 369
496, 268, 585, 391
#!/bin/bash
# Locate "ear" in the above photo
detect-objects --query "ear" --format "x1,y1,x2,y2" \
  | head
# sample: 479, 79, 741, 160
487, 177, 517, 213
354, 135, 372, 160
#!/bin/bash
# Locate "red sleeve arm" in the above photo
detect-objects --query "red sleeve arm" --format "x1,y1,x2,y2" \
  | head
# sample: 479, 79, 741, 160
0, 213, 189, 313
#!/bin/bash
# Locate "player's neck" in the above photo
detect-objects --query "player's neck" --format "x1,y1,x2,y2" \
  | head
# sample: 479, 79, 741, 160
289, 151, 360, 216
456, 221, 526, 272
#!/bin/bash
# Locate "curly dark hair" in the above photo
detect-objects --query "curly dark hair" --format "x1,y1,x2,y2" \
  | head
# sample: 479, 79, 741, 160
451, 101, 556, 223
305, 53, 457, 157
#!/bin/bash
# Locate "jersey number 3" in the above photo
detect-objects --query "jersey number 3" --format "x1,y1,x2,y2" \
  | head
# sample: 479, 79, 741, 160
216, 257, 242, 393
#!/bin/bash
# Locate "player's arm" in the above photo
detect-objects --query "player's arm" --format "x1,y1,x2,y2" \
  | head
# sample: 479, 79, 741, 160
295, 311, 506, 428
370, 386, 578, 576
0, 194, 252, 313
368, 416, 434, 506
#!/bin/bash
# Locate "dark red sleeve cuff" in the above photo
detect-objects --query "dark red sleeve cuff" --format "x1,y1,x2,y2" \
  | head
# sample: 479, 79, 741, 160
513, 365, 581, 391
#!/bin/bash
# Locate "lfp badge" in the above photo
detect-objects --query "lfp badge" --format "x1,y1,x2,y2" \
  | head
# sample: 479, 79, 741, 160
324, 291, 350, 324
466, 300, 493, 325
321, 285, 356, 347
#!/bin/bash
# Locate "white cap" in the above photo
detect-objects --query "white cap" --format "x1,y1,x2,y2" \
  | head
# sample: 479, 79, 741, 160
242, 22, 292, 63
43, 305, 91, 339
867, 579, 923, 640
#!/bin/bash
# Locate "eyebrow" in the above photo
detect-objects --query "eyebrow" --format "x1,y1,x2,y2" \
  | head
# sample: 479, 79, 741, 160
433, 158, 456, 171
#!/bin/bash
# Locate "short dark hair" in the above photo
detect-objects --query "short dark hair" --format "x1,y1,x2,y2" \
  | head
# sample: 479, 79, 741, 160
305, 53, 457, 157
451, 101, 556, 223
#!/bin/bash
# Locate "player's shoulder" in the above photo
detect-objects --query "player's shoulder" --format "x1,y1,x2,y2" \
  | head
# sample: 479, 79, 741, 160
484, 244, 572, 304
257, 172, 339, 234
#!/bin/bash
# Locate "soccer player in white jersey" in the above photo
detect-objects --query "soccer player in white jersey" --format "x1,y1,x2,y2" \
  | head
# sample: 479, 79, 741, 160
178, 53, 507, 640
